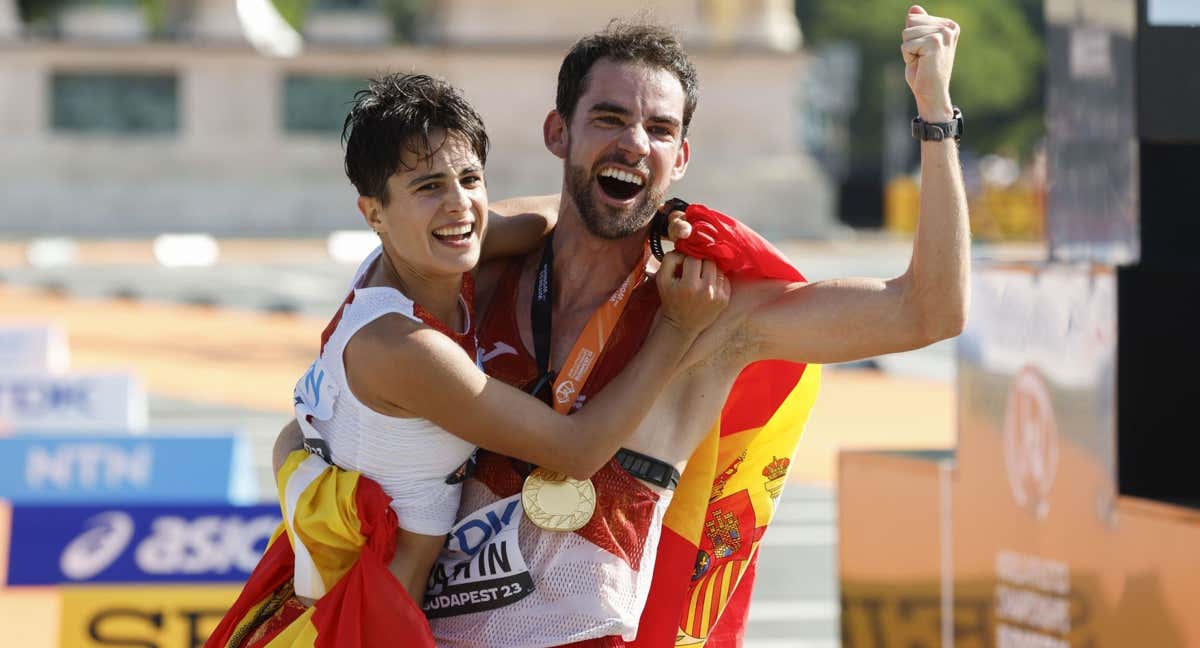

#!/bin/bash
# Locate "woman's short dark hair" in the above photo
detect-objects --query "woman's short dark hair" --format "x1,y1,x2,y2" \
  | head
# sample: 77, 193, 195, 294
342, 73, 489, 204
556, 20, 699, 136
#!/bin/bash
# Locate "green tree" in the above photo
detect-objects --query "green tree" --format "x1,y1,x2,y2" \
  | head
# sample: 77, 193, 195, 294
797, 0, 1045, 163
272, 0, 310, 31
17, 0, 172, 36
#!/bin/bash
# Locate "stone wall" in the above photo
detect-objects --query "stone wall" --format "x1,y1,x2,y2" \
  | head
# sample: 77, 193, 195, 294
0, 40, 833, 239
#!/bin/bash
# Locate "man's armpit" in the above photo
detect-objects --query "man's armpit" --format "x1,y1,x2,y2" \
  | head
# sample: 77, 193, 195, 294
680, 281, 782, 374
686, 321, 761, 376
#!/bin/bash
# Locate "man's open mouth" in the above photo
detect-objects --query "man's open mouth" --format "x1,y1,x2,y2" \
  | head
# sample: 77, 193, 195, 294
432, 222, 474, 243
596, 166, 645, 201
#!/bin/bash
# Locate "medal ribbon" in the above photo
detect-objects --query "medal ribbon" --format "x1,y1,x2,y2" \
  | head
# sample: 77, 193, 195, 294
530, 233, 651, 414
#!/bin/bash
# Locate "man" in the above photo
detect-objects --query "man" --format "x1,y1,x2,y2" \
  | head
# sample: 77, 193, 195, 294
276, 7, 966, 647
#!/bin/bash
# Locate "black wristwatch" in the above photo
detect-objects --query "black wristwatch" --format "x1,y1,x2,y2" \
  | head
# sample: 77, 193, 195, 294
911, 106, 963, 142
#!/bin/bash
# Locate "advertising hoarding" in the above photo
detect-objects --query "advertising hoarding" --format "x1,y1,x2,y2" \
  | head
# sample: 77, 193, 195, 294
0, 324, 69, 374
59, 585, 243, 648
0, 372, 147, 431
0, 434, 257, 504
6, 503, 280, 586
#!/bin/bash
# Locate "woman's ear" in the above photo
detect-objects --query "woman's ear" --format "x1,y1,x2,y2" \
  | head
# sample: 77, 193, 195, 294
357, 195, 384, 233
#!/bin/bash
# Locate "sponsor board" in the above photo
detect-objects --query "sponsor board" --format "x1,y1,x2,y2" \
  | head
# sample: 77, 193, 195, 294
0, 372, 147, 431
0, 434, 256, 503
6, 503, 280, 585
0, 324, 69, 374
59, 585, 241, 648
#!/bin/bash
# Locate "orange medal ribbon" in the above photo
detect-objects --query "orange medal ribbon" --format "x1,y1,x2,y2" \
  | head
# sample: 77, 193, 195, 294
545, 246, 651, 413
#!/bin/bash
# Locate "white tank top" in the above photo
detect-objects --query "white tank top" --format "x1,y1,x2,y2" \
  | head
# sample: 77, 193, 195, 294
292, 246, 478, 537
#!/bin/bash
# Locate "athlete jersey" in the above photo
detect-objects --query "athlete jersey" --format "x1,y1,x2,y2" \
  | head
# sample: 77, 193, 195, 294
293, 245, 478, 543
427, 260, 672, 647
431, 203, 822, 648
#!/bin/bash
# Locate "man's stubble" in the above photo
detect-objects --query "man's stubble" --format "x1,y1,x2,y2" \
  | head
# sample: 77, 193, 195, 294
564, 158, 665, 241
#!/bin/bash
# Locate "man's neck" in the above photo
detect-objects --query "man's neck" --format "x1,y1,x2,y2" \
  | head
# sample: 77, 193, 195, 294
549, 209, 648, 313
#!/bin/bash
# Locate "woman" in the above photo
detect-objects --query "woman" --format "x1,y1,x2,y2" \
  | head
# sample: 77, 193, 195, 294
209, 73, 726, 648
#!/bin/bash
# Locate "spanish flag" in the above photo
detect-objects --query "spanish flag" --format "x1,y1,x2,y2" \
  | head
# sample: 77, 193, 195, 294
205, 450, 435, 648
630, 204, 821, 647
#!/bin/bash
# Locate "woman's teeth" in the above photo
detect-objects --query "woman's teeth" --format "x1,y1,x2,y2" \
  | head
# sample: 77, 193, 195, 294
433, 223, 473, 240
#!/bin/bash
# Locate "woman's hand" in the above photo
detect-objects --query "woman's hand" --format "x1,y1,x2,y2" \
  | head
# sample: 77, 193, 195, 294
656, 251, 730, 338
664, 205, 692, 241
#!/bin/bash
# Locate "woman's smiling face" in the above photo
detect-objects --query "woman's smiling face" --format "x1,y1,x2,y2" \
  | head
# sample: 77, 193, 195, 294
361, 129, 489, 279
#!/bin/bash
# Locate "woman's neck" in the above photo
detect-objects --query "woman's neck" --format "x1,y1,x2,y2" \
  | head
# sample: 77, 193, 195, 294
373, 245, 464, 331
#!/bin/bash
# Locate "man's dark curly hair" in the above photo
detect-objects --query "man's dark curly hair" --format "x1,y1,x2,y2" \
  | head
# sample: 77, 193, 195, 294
342, 73, 489, 204
556, 20, 699, 136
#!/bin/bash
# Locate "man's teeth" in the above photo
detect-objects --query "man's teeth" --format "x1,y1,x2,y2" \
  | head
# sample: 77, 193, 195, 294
598, 168, 644, 186
433, 224, 472, 237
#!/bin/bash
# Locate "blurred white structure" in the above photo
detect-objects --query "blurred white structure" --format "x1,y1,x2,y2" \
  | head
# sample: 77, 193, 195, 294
236, 0, 303, 57
435, 0, 800, 50
0, 1, 832, 239
189, 0, 246, 42
0, 0, 19, 40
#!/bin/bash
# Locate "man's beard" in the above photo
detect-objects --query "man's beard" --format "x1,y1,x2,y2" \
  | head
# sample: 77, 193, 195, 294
565, 161, 664, 240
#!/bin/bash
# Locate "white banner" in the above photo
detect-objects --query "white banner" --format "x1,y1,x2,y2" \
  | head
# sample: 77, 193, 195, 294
0, 372, 147, 432
1149, 0, 1200, 25
0, 325, 69, 374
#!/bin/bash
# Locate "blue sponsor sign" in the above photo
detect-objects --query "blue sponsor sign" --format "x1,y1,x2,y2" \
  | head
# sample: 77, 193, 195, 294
0, 434, 256, 503
6, 503, 281, 585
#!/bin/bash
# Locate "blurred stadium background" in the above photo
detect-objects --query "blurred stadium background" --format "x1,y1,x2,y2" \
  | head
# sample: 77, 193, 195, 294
0, 1, 1056, 647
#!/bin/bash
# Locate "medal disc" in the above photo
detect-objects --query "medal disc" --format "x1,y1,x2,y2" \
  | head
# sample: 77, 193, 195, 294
521, 468, 596, 532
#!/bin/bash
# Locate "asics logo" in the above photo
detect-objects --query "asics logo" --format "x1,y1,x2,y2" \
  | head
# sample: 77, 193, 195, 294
59, 511, 135, 580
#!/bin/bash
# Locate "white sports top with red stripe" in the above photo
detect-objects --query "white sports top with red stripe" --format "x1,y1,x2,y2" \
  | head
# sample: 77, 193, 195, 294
292, 246, 477, 538
428, 259, 674, 647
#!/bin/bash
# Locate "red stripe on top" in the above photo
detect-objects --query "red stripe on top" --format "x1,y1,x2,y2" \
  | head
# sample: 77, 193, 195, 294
412, 272, 477, 360
321, 272, 477, 360
319, 291, 356, 356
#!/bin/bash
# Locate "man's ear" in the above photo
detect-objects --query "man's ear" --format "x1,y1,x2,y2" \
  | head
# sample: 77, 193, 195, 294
357, 195, 384, 233
544, 110, 569, 160
670, 137, 691, 181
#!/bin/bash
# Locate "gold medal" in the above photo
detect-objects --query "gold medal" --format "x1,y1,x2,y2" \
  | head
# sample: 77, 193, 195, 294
521, 467, 596, 532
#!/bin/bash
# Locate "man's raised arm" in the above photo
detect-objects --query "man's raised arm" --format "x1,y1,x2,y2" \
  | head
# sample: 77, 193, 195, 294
740, 6, 968, 366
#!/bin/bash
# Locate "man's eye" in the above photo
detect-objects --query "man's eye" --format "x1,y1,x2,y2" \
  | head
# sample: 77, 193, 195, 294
596, 116, 622, 126
650, 126, 674, 137
418, 183, 438, 192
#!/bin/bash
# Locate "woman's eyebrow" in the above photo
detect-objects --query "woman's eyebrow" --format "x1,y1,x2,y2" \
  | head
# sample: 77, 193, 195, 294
407, 171, 446, 187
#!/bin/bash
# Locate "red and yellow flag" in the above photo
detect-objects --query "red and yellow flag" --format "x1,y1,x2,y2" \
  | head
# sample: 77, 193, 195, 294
630, 204, 821, 647
205, 451, 434, 648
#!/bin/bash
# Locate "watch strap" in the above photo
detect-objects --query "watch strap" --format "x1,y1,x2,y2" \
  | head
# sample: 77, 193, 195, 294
911, 106, 963, 142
